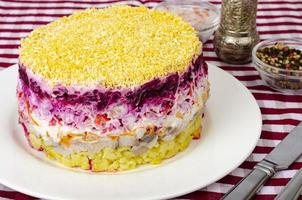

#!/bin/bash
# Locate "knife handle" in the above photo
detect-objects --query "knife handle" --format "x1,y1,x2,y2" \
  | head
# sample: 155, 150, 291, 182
275, 169, 302, 200
222, 160, 276, 200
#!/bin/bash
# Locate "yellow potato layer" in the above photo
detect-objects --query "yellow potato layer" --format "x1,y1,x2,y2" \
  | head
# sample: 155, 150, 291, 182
29, 115, 202, 172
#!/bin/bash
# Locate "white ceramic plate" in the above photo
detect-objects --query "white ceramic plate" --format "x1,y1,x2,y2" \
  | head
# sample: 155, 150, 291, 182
0, 63, 261, 200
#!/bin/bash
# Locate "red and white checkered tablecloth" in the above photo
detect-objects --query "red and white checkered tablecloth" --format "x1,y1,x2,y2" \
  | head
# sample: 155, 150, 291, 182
1, 0, 302, 199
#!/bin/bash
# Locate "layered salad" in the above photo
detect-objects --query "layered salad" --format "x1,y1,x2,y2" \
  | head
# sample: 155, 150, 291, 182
17, 6, 209, 171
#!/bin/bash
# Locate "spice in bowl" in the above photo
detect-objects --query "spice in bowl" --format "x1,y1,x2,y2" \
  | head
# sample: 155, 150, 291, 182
252, 39, 302, 93
256, 43, 302, 71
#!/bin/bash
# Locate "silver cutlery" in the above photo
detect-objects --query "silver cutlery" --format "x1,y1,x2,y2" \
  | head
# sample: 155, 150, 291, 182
275, 168, 302, 200
222, 122, 302, 200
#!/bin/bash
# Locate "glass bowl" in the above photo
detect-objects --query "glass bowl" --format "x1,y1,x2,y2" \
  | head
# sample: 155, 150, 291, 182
154, 0, 220, 43
252, 38, 302, 94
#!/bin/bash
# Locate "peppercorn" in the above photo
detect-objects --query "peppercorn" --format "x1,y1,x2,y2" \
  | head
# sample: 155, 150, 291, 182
257, 42, 302, 70
256, 42, 302, 91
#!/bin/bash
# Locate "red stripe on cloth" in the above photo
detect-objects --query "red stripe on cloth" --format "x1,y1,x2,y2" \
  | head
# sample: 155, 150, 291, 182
0, 0, 130, 4
261, 107, 302, 114
248, 85, 277, 93
181, 193, 280, 200
260, 130, 288, 140
203, 47, 214, 52
218, 175, 290, 186
0, 54, 18, 58
0, 13, 67, 17
0, 62, 15, 68
238, 161, 302, 170
180, 191, 223, 200
205, 39, 213, 44
0, 21, 49, 25
239, 161, 257, 169
253, 92, 302, 102
235, 75, 261, 81
203, 56, 221, 62
0, 44, 19, 49
258, 8, 302, 11
136, 0, 162, 2
263, 119, 300, 126
257, 22, 302, 26
0, 6, 87, 10
258, 1, 302, 4
253, 146, 273, 154
263, 178, 290, 187
257, 15, 302, 19
0, 0, 160, 2
220, 66, 257, 71
0, 1, 142, 10
252, 88, 279, 93
291, 163, 302, 170
0, 37, 21, 40
259, 30, 302, 34
210, 1, 302, 5
0, 29, 32, 33
0, 190, 37, 200
254, 195, 278, 200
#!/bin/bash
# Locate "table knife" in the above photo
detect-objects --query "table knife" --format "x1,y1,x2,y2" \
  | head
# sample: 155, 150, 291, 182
275, 168, 302, 200
222, 121, 302, 200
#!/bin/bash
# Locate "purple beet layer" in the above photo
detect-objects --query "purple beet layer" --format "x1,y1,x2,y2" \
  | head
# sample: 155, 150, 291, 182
19, 54, 206, 111
17, 54, 208, 137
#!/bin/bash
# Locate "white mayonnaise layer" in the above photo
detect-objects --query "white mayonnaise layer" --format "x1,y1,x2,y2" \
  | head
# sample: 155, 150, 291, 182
20, 71, 209, 157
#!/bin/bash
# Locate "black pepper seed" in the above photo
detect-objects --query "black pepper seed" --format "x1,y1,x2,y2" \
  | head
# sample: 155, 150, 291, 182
257, 43, 302, 70
256, 42, 302, 90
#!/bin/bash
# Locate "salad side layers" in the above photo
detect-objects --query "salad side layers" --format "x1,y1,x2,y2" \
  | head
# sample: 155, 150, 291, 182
17, 6, 209, 171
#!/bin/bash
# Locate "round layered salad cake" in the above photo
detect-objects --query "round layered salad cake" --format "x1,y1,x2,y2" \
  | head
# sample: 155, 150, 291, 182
17, 6, 209, 172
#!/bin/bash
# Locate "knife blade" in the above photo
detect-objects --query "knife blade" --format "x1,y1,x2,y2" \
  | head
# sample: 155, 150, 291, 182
222, 121, 302, 200
265, 122, 302, 169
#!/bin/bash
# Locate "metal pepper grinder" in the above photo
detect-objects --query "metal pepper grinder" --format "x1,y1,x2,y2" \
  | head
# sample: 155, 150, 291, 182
213, 0, 259, 64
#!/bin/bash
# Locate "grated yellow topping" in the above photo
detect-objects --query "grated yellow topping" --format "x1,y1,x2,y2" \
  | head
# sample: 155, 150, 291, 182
19, 6, 202, 88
